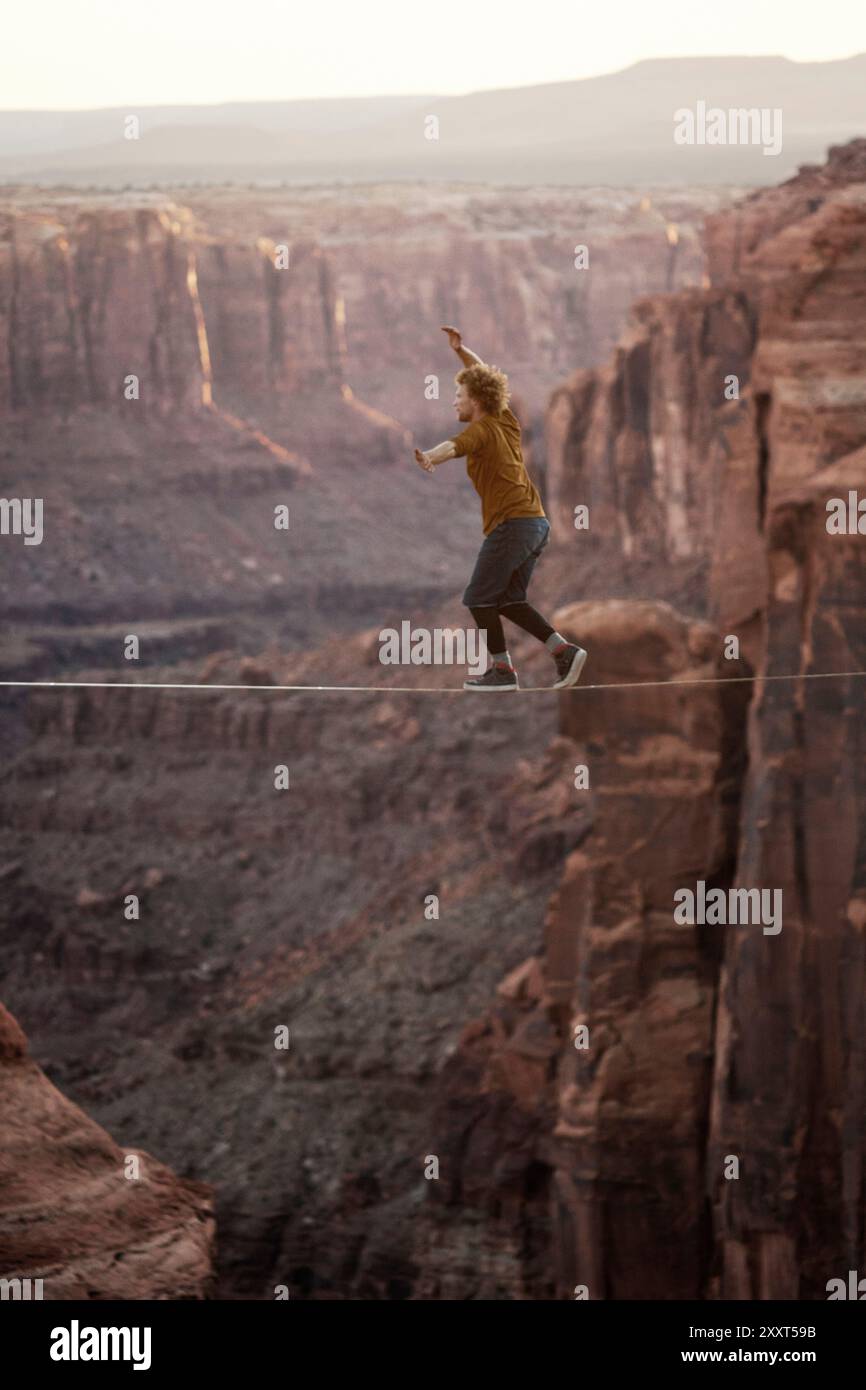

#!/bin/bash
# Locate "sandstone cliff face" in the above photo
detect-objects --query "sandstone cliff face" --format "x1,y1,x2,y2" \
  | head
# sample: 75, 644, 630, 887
435, 141, 866, 1298
707, 448, 866, 1299
0, 1002, 214, 1298
417, 600, 748, 1298
1, 184, 729, 428
545, 140, 866, 660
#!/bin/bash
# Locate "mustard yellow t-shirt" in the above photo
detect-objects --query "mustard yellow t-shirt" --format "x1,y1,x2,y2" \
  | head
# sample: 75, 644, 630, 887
451, 407, 546, 535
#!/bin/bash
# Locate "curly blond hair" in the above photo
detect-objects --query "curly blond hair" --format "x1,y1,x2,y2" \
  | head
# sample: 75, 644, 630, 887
456, 363, 511, 415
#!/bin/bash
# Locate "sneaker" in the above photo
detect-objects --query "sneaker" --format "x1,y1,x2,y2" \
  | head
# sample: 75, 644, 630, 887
464, 664, 519, 692
552, 643, 587, 689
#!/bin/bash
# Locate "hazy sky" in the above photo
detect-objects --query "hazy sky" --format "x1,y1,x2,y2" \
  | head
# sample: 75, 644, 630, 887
3, 0, 865, 109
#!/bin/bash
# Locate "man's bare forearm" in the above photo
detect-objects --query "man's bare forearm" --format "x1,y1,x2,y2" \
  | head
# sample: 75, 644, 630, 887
426, 440, 457, 465
414, 438, 456, 472
441, 325, 485, 369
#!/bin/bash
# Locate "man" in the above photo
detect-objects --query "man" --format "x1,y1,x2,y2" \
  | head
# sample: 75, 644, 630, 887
414, 326, 588, 691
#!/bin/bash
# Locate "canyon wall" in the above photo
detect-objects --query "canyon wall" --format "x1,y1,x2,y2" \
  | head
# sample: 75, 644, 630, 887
0, 1001, 214, 1298
415, 600, 747, 1298
1, 185, 730, 430
707, 448, 866, 1298
545, 141, 866, 658
433, 140, 866, 1298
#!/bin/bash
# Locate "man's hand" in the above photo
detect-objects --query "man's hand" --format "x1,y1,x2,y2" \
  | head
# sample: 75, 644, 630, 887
441, 325, 462, 352
414, 447, 435, 473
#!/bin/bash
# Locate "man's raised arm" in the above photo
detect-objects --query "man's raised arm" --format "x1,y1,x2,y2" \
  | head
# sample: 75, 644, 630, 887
442, 324, 485, 368
442, 323, 518, 427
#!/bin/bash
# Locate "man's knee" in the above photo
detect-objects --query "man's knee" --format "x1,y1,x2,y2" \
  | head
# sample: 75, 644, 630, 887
470, 604, 499, 625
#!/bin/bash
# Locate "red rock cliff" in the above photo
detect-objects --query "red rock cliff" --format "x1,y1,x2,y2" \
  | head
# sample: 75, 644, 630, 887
0, 1002, 215, 1298
432, 140, 866, 1299
0, 185, 730, 429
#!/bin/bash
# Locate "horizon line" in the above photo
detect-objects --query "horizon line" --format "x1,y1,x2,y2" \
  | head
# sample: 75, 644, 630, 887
3, 50, 864, 117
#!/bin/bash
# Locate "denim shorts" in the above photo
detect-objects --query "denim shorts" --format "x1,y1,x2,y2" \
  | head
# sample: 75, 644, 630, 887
462, 516, 551, 608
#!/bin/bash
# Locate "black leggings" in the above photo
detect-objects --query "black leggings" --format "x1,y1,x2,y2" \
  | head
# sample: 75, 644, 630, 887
470, 602, 556, 656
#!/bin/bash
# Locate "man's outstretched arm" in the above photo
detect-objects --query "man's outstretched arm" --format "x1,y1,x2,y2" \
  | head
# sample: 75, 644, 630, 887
414, 439, 457, 472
